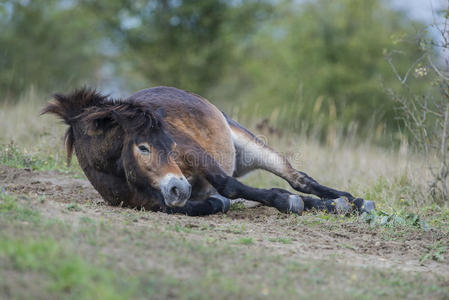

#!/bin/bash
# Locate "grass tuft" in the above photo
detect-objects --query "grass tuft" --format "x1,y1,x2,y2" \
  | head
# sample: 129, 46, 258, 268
230, 201, 246, 211
234, 237, 254, 245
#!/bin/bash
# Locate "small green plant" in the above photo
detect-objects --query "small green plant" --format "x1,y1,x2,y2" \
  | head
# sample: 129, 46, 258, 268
169, 224, 193, 233
278, 237, 292, 244
225, 224, 246, 234
66, 203, 81, 212
360, 210, 429, 230
0, 190, 16, 212
230, 201, 246, 211
420, 242, 447, 264
234, 237, 253, 245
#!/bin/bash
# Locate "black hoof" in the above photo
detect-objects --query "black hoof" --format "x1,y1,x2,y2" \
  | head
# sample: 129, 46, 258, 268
360, 200, 376, 214
289, 195, 304, 215
334, 197, 352, 215
353, 198, 376, 214
208, 194, 230, 213
274, 194, 304, 215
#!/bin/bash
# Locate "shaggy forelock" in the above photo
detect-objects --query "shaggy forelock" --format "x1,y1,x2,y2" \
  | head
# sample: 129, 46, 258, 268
80, 99, 162, 132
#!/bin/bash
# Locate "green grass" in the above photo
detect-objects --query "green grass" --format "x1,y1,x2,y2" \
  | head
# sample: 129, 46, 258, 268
0, 193, 40, 224
1, 190, 448, 299
169, 223, 194, 233
66, 203, 82, 212
0, 238, 138, 300
229, 201, 246, 211
420, 242, 447, 264
0, 142, 83, 177
359, 210, 430, 230
0, 193, 137, 299
225, 224, 246, 234
234, 237, 254, 245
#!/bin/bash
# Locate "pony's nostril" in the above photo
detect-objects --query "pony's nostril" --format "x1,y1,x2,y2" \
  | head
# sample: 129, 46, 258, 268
171, 186, 180, 197
162, 175, 191, 207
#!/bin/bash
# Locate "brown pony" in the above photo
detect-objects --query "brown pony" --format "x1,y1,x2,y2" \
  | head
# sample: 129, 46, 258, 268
42, 86, 375, 216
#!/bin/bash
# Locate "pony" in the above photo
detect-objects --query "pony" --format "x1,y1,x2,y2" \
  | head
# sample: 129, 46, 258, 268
42, 86, 375, 216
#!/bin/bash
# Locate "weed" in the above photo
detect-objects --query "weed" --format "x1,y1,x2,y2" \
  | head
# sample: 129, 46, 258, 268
66, 203, 81, 212
170, 223, 193, 233
234, 237, 253, 245
359, 210, 429, 230
225, 224, 246, 234
230, 201, 246, 211
420, 243, 447, 264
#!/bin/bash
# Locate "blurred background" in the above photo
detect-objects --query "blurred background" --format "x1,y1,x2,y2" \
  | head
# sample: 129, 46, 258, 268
1, 0, 446, 145
3, 2, 449, 297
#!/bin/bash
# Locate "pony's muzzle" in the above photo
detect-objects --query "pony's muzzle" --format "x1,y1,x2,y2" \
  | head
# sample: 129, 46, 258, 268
161, 174, 191, 207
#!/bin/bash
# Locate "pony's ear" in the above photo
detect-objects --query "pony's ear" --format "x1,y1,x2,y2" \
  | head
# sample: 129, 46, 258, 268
111, 110, 127, 129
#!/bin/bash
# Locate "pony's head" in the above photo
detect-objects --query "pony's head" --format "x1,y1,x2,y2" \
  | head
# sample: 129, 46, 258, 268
43, 89, 191, 208
109, 103, 191, 207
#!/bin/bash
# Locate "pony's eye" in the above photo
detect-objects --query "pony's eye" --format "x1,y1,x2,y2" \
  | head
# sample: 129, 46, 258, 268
137, 145, 150, 154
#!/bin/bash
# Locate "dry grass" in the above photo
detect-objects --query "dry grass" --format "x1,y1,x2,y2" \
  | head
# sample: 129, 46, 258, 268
0, 89, 67, 158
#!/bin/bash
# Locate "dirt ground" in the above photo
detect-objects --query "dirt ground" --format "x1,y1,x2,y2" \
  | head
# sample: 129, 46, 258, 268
1, 164, 448, 280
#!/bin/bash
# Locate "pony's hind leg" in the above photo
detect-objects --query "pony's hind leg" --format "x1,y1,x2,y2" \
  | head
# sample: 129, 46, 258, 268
302, 196, 352, 214
164, 194, 230, 216
178, 145, 303, 214
269, 188, 352, 214
229, 120, 375, 214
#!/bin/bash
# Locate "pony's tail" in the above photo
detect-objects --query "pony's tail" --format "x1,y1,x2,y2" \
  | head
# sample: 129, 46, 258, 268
41, 88, 108, 165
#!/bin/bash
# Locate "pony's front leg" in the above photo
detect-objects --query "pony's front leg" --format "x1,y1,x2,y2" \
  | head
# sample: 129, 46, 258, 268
204, 171, 304, 215
164, 194, 230, 216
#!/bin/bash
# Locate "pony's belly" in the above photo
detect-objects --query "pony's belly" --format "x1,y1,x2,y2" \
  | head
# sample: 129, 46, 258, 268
205, 137, 235, 176
197, 106, 236, 175
166, 111, 236, 176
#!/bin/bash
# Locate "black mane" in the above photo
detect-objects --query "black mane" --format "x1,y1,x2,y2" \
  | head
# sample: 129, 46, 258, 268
41, 87, 163, 164
41, 87, 109, 123
81, 99, 162, 132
